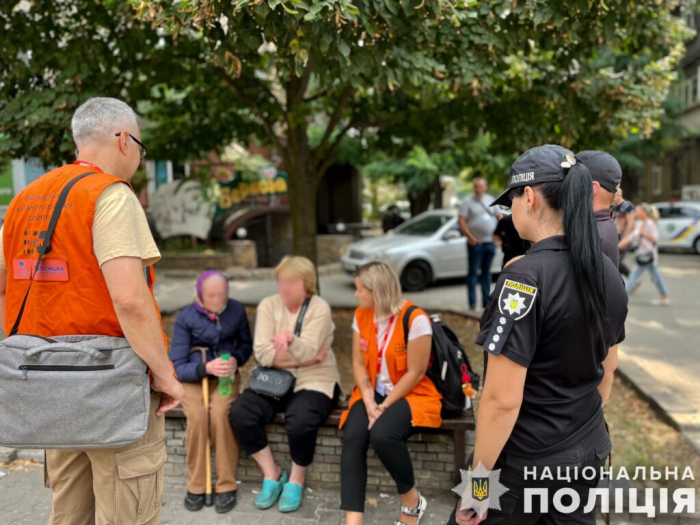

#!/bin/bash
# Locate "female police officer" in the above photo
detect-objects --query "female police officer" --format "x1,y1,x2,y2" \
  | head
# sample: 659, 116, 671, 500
450, 144, 628, 525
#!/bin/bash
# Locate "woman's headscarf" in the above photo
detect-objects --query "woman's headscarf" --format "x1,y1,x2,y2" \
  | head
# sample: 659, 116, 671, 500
194, 270, 229, 319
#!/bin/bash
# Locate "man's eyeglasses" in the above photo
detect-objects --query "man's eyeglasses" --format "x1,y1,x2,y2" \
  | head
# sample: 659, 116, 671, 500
115, 132, 147, 160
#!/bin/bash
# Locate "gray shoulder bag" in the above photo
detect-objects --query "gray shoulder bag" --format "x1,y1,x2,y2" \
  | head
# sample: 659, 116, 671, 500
248, 298, 310, 400
0, 172, 151, 449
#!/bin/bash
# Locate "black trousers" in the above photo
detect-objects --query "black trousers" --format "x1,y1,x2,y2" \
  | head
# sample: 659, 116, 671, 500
447, 419, 611, 525
340, 392, 425, 513
619, 249, 630, 277
230, 385, 339, 467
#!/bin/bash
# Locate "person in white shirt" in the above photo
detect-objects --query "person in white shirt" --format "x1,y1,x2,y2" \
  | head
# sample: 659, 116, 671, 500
340, 262, 443, 525
621, 203, 669, 305
458, 177, 503, 310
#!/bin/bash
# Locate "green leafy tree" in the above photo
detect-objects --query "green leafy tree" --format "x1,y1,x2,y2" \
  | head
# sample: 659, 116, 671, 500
0, 0, 691, 262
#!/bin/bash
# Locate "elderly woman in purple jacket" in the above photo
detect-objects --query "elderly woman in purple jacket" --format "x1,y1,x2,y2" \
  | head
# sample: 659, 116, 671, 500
170, 270, 253, 514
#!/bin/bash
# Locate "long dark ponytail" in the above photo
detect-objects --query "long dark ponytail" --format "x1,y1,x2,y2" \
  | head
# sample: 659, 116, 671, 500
542, 163, 606, 333
512, 162, 607, 333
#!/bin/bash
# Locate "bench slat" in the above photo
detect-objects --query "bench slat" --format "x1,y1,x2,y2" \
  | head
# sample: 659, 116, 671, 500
166, 405, 474, 430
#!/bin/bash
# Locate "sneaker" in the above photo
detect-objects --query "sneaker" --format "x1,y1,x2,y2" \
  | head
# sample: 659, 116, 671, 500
215, 490, 237, 513
254, 470, 289, 510
651, 298, 670, 306
278, 482, 304, 513
184, 491, 204, 512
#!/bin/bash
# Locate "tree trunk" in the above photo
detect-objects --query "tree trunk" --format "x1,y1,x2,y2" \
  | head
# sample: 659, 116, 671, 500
431, 176, 443, 210
409, 186, 433, 216
284, 121, 320, 264
287, 163, 319, 264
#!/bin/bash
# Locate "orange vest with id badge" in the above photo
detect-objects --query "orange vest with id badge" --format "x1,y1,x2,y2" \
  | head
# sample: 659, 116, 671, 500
339, 301, 442, 429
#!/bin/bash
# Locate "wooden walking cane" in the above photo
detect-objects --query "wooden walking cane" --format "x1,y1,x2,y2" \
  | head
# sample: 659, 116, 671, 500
190, 346, 213, 507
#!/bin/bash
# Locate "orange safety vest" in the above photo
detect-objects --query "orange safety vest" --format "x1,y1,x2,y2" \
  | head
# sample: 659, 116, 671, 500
339, 301, 442, 429
3, 163, 166, 347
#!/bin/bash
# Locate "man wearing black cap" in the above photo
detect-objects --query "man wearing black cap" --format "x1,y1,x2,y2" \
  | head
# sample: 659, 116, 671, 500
577, 150, 622, 269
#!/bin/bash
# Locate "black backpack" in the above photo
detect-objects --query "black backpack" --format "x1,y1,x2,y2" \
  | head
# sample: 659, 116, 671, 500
403, 306, 480, 418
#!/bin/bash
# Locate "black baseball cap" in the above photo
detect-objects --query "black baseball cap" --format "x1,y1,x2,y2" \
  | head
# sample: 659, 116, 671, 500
491, 144, 577, 208
577, 150, 622, 194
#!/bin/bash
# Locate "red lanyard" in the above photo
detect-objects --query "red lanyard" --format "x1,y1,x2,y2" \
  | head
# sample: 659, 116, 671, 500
73, 160, 104, 173
375, 315, 396, 374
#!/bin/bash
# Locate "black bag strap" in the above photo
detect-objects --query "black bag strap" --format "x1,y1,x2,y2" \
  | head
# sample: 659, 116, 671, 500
402, 305, 419, 346
9, 172, 97, 336
294, 297, 312, 337
475, 197, 495, 216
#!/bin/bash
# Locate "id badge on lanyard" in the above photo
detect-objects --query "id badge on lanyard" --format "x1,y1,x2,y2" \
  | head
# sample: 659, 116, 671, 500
375, 315, 396, 396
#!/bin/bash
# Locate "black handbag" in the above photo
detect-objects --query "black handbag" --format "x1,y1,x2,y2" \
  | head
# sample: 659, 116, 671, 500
248, 298, 311, 399
635, 239, 656, 266
635, 252, 654, 266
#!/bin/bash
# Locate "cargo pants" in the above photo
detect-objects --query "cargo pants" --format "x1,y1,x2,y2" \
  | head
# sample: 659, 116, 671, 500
46, 392, 166, 525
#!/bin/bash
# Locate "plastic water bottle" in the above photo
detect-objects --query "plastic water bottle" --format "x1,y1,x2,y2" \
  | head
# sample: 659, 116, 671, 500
218, 353, 232, 396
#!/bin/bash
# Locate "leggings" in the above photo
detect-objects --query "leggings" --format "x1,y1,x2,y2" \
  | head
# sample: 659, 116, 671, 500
340, 392, 423, 513
230, 385, 338, 467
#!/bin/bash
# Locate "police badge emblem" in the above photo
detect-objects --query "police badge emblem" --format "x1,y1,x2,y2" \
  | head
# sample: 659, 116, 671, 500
483, 279, 538, 356
498, 279, 537, 321
453, 461, 509, 518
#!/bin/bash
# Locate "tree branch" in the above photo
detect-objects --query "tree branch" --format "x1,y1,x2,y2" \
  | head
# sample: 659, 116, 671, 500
315, 118, 392, 179
314, 84, 353, 165
211, 65, 283, 152
303, 90, 327, 103
289, 54, 314, 107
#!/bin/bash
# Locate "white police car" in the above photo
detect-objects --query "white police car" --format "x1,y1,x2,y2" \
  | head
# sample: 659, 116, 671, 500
653, 201, 700, 253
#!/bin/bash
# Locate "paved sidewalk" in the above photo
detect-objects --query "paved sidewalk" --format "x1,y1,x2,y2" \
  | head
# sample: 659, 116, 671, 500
616, 253, 700, 453
0, 464, 689, 524
0, 465, 458, 525
155, 272, 476, 317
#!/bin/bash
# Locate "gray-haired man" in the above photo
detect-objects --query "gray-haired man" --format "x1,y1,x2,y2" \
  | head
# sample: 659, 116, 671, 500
0, 97, 183, 524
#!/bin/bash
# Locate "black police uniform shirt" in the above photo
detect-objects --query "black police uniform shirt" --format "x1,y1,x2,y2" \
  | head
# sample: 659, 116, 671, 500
495, 215, 530, 268
595, 208, 620, 269
477, 235, 627, 459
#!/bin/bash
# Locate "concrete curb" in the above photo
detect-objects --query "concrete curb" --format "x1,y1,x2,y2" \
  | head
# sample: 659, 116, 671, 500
0, 446, 16, 463
615, 356, 700, 455
158, 263, 343, 282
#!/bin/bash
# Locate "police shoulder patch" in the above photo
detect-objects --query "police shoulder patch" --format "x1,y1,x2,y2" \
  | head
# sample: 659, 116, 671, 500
497, 279, 538, 321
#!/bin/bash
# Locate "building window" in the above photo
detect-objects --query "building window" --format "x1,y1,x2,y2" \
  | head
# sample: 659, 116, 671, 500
672, 156, 685, 196
682, 2, 696, 29
679, 72, 699, 108
652, 163, 663, 196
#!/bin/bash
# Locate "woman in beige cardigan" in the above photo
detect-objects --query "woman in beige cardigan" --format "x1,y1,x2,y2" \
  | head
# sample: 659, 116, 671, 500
230, 256, 340, 513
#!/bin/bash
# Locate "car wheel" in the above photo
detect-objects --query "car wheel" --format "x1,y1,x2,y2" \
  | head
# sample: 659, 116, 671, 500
400, 261, 432, 292
694, 236, 700, 255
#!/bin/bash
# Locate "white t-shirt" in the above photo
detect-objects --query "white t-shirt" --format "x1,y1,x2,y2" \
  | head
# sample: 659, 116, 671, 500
458, 194, 500, 243
352, 312, 432, 396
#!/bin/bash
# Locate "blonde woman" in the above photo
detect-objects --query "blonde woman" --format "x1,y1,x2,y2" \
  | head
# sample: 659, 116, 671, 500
229, 256, 340, 513
622, 203, 669, 305
339, 261, 441, 525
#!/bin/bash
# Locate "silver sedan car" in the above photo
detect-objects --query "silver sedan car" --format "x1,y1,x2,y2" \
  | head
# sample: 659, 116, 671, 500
341, 209, 503, 291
